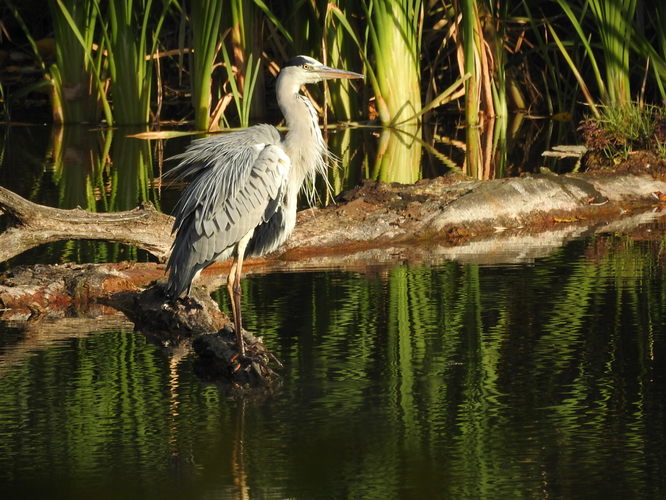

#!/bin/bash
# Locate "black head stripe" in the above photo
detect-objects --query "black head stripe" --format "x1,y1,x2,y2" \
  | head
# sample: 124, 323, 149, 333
283, 55, 316, 68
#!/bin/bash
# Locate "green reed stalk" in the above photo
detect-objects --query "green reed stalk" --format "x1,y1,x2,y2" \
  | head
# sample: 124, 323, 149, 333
371, 125, 422, 183
363, 0, 423, 125
324, 2, 363, 122
98, 0, 170, 125
462, 0, 480, 127
553, 0, 606, 105
49, 1, 100, 124
231, 0, 267, 120
554, 0, 636, 109
221, 48, 261, 128
460, 0, 481, 177
520, 1, 579, 117
456, 0, 509, 121
488, 1, 508, 119
589, 0, 636, 108
546, 20, 601, 118
655, 4, 666, 99
191, 0, 223, 131
8, 0, 111, 124
54, 0, 113, 125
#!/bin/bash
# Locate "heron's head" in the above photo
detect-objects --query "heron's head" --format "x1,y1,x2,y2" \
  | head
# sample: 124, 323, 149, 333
277, 55, 364, 90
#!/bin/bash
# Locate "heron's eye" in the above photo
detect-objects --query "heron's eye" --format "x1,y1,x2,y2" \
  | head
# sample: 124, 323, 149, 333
302, 64, 311, 70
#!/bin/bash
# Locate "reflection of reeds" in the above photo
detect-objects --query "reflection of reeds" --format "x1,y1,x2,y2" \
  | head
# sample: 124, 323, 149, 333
51, 125, 103, 210
4, 236, 660, 494
109, 128, 158, 211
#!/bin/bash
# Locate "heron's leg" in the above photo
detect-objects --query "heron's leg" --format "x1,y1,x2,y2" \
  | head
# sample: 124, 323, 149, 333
227, 258, 239, 333
226, 257, 245, 357
230, 234, 252, 357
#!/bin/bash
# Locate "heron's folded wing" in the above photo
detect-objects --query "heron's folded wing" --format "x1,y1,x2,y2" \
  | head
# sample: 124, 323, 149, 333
169, 142, 290, 271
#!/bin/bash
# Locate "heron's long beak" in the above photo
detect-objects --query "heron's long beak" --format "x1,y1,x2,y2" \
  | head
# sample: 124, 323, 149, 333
315, 65, 364, 80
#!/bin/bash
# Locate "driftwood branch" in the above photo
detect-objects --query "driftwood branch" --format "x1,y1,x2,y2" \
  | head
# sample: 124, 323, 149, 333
0, 186, 173, 262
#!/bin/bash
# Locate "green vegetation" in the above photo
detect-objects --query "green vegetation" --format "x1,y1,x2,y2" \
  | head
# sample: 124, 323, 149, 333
579, 103, 666, 161
1, 0, 666, 179
189, 0, 224, 131
4, 1, 665, 124
48, 0, 101, 124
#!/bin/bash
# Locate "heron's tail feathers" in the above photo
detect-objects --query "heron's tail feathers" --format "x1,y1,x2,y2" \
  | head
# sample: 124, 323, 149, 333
165, 260, 201, 299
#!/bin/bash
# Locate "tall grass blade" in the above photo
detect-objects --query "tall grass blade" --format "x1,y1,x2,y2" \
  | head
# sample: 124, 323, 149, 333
546, 21, 601, 118
461, 0, 480, 127
95, 0, 171, 125
54, 0, 113, 125
221, 46, 261, 128
231, 0, 268, 120
191, 0, 223, 131
324, 2, 363, 122
554, 0, 607, 103
49, 0, 101, 124
588, 0, 636, 107
371, 125, 422, 183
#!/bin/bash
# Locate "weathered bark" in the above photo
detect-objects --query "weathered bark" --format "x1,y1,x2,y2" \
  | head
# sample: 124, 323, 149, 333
0, 264, 280, 387
282, 172, 664, 256
2, 172, 666, 301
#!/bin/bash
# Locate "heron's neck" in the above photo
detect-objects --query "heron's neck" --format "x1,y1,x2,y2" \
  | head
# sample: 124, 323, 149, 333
279, 90, 327, 190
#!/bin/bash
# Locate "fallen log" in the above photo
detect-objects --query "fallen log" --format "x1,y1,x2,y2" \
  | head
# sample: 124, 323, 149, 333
2, 171, 666, 386
2, 171, 666, 309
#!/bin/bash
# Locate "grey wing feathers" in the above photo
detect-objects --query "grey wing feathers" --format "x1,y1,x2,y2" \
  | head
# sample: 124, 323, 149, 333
165, 125, 288, 297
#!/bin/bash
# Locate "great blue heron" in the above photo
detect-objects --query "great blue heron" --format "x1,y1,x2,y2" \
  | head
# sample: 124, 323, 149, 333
165, 55, 363, 356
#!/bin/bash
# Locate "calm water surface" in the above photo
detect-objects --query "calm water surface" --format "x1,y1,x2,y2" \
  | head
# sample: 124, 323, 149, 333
1, 236, 665, 498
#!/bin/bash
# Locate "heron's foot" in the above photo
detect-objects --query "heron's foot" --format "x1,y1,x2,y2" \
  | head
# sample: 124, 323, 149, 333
229, 339, 281, 379
225, 324, 283, 376
192, 328, 282, 386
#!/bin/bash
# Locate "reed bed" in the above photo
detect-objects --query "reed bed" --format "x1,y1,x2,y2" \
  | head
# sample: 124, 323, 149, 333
3, 0, 666, 183
6, 0, 665, 124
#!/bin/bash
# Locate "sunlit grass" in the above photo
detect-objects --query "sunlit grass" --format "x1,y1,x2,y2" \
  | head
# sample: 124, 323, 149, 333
220, 48, 261, 129
579, 103, 663, 159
